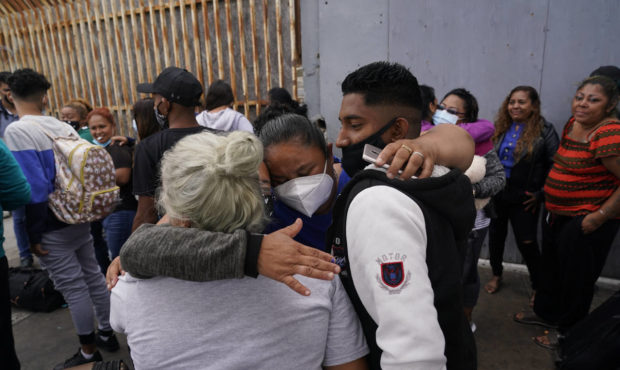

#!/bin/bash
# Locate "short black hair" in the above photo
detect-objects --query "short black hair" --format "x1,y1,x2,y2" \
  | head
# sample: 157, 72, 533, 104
259, 113, 328, 157
0, 71, 11, 84
253, 102, 298, 135
419, 85, 436, 121
205, 80, 234, 110
267, 87, 307, 116
8, 68, 51, 102
341, 61, 422, 110
442, 88, 479, 123
590, 65, 620, 93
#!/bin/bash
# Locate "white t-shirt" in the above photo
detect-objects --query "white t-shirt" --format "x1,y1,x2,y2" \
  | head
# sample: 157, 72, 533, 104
111, 274, 368, 370
195, 108, 254, 132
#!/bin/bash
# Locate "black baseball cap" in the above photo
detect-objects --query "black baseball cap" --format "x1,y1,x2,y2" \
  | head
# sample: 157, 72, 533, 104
137, 67, 203, 107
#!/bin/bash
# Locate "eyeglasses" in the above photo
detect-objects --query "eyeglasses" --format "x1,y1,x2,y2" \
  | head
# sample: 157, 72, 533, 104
437, 104, 465, 116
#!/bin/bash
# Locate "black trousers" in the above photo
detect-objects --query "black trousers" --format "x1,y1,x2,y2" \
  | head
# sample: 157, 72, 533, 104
488, 193, 541, 289
534, 212, 620, 329
90, 221, 110, 275
1, 256, 20, 369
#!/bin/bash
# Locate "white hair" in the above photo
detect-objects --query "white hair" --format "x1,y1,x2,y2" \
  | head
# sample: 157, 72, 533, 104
158, 131, 266, 233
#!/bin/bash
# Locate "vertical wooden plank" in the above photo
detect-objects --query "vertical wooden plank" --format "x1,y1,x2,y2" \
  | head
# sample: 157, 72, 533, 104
79, 0, 101, 105
30, 10, 53, 99
138, 0, 152, 82
148, 0, 162, 74
289, 0, 297, 100
45, 6, 69, 107
159, 0, 171, 67
3, 15, 19, 70
129, 0, 145, 85
119, 0, 137, 104
201, 0, 213, 84
213, 0, 224, 79
224, 0, 236, 108
0, 19, 11, 68
7, 14, 26, 69
37, 8, 61, 110
179, 0, 191, 71
275, 0, 284, 88
262, 0, 271, 91
68, 1, 91, 104
169, 0, 180, 67
121, 0, 144, 102
190, 1, 203, 84
249, 0, 261, 114
102, 0, 123, 108
91, 0, 114, 106
55, 5, 79, 100
236, 0, 249, 115
110, 0, 129, 105
19, 10, 41, 73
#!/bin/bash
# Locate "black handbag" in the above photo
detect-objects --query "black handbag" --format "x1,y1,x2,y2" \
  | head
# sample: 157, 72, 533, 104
8, 267, 65, 312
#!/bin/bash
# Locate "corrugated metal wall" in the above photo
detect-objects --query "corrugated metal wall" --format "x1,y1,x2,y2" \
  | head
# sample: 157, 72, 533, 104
301, 0, 620, 278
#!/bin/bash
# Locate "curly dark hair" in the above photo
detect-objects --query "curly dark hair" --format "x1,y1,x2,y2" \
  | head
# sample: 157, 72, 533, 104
0, 71, 11, 84
493, 86, 543, 157
442, 88, 478, 123
341, 61, 422, 110
8, 68, 51, 102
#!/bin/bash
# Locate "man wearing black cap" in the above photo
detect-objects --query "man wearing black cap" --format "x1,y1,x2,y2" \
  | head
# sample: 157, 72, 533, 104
132, 67, 213, 231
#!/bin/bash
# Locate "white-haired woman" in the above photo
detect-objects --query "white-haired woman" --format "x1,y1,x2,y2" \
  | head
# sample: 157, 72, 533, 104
110, 131, 368, 370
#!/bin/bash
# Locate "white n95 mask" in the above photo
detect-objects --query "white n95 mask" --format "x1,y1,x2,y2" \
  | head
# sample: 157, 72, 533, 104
274, 161, 334, 217
432, 109, 459, 125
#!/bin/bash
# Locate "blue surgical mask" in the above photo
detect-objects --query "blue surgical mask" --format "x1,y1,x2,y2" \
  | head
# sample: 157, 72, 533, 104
432, 109, 459, 125
92, 138, 111, 147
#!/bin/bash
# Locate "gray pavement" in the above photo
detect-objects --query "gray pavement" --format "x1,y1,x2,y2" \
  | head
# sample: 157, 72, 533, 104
3, 214, 617, 370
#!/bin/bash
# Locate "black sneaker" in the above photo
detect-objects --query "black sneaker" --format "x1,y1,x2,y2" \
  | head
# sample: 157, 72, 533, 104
95, 332, 120, 352
53, 348, 102, 370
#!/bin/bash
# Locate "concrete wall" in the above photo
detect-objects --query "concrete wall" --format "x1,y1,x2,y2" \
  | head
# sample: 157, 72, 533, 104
300, 0, 620, 278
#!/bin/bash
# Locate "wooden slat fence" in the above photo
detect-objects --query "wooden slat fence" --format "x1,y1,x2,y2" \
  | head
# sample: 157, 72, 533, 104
0, 0, 301, 136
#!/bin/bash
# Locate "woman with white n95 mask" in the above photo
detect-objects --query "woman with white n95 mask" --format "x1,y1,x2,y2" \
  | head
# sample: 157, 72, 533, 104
259, 113, 341, 251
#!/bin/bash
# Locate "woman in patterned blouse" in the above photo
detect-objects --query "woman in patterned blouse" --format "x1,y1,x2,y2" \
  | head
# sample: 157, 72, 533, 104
514, 76, 620, 349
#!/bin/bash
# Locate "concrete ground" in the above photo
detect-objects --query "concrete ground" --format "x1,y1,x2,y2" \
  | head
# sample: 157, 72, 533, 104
3, 214, 618, 370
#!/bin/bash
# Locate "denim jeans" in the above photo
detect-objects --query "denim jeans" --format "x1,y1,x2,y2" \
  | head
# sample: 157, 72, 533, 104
102, 210, 136, 259
12, 206, 30, 259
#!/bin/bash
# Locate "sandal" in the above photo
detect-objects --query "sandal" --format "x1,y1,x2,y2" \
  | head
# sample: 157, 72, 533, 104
513, 311, 558, 329
484, 276, 502, 294
533, 332, 559, 350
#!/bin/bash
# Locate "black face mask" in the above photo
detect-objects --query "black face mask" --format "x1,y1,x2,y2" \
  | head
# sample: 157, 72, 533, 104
65, 120, 81, 131
341, 117, 398, 177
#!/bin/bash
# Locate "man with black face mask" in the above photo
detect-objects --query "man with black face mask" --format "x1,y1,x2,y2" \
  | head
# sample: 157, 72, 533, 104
327, 62, 477, 369
131, 67, 212, 231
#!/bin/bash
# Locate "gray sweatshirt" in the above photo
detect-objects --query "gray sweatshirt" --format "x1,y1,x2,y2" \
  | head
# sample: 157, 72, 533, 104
120, 224, 253, 280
